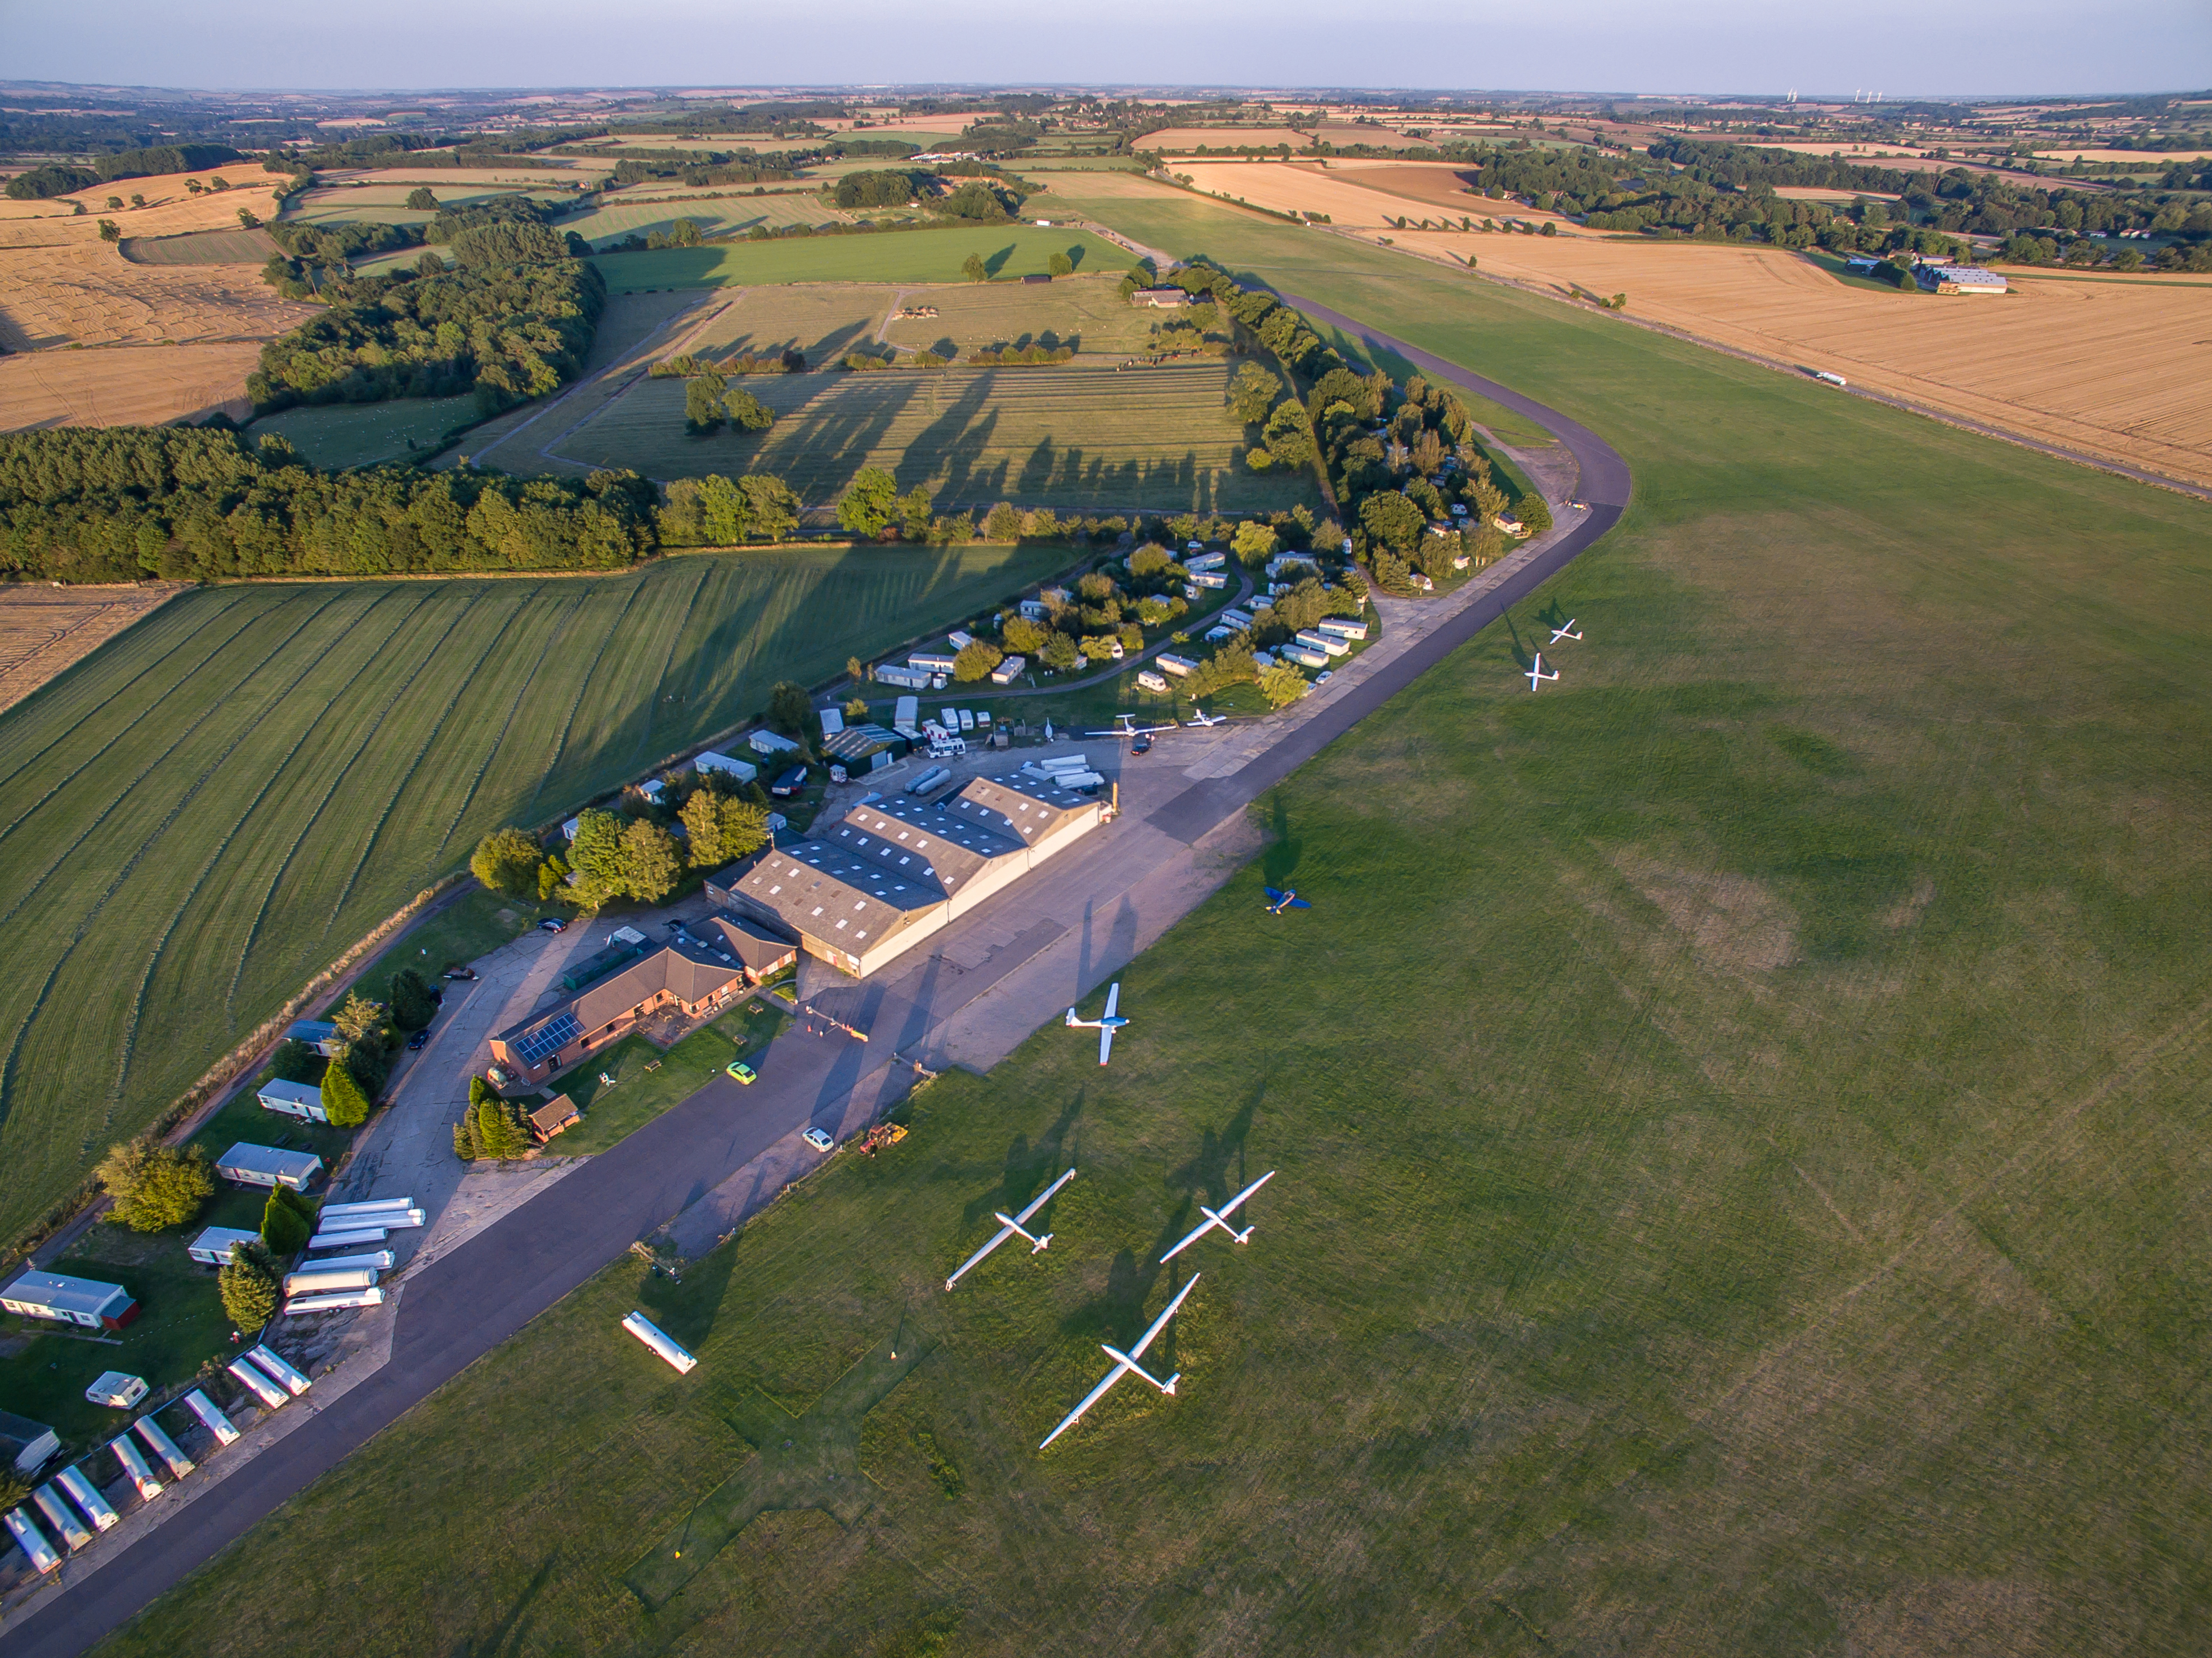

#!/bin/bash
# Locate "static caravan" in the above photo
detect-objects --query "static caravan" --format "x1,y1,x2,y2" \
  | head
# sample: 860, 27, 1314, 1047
256, 1080, 329, 1124
749, 729, 803, 758
875, 662, 932, 690
1184, 550, 1226, 572
215, 1143, 323, 1192
1187, 570, 1228, 589
285, 1020, 341, 1057
1315, 617, 1367, 641
1156, 653, 1199, 677
990, 655, 1026, 685
186, 1225, 262, 1267
2, 1271, 138, 1331
1295, 629, 1349, 658
562, 817, 582, 842
691, 750, 759, 784
1137, 671, 1169, 693
908, 650, 959, 676
1283, 646, 1331, 669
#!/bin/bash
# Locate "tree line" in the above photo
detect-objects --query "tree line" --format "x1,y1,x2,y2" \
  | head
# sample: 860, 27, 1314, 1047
3, 144, 244, 199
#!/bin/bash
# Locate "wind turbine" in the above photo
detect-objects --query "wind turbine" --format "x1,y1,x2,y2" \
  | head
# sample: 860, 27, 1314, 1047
1546, 619, 1581, 643
1526, 653, 1559, 690
945, 1168, 1077, 1291
1039, 1274, 1201, 1449
1065, 982, 1130, 1065
1160, 1171, 1276, 1262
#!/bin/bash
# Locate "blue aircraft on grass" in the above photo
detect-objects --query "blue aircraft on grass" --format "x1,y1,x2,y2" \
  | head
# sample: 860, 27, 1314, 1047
1263, 887, 1311, 915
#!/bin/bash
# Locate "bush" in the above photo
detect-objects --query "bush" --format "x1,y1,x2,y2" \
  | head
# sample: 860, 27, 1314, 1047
261, 1186, 314, 1255
1259, 662, 1310, 708
321, 1060, 372, 1128
389, 966, 437, 1032
97, 1141, 215, 1232
220, 1241, 280, 1332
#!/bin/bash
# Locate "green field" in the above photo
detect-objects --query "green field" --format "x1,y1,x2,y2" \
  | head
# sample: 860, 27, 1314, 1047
0, 545, 1067, 1250
563, 191, 846, 248
554, 361, 1315, 515
245, 395, 485, 468
593, 226, 1128, 293
117, 227, 278, 266
95, 181, 2212, 1658
278, 184, 577, 227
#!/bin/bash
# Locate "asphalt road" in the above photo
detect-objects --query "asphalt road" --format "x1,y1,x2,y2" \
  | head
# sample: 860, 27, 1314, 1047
0, 305, 1631, 1658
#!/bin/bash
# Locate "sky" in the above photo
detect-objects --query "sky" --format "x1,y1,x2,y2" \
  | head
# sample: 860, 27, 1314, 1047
4, 0, 2208, 99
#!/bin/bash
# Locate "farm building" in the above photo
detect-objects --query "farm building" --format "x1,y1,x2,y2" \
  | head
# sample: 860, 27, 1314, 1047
719, 772, 1104, 978
186, 1224, 264, 1266
215, 1143, 324, 1191
824, 723, 910, 775
1917, 263, 2008, 294
529, 1094, 580, 1142
286, 1020, 340, 1057
1, 1270, 140, 1331
0, 1409, 59, 1475
257, 1080, 329, 1124
1130, 287, 1190, 307
490, 933, 766, 1085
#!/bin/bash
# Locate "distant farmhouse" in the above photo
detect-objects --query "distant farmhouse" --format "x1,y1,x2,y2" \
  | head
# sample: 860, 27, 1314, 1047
1130, 287, 1191, 308
714, 772, 1103, 978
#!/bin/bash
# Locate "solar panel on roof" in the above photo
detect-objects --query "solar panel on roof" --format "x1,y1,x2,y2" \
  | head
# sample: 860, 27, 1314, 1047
516, 1013, 581, 1066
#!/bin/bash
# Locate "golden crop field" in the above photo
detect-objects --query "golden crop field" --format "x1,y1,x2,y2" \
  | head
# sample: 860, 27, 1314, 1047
2033, 147, 2212, 164
1172, 159, 1582, 231
0, 340, 263, 431
0, 582, 189, 714
1137, 124, 1437, 152
314, 163, 613, 187
1139, 164, 2212, 488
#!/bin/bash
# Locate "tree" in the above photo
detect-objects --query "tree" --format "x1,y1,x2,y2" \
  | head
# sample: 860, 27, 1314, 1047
1228, 361, 1280, 426
719, 797, 772, 861
681, 786, 727, 868
620, 819, 682, 904
740, 475, 800, 542
837, 467, 900, 535
390, 967, 437, 1031
129, 193, 144, 209
1040, 631, 1080, 672
97, 218, 120, 242
331, 990, 381, 1048
843, 695, 869, 721
537, 852, 569, 901
321, 1058, 372, 1128
685, 376, 726, 432
1232, 520, 1280, 565
1259, 662, 1310, 708
961, 252, 987, 283
767, 680, 815, 739
982, 502, 1023, 542
1358, 490, 1427, 554
104, 195, 122, 211
260, 1187, 314, 1255
898, 484, 933, 541
406, 187, 438, 211
97, 1141, 214, 1232
455, 1075, 534, 1160
236, 205, 261, 229
1048, 251, 1073, 278
272, 1038, 323, 1084
846, 654, 865, 689
953, 641, 1004, 681
471, 826, 542, 898
723, 386, 774, 432
567, 809, 628, 906
1002, 614, 1045, 653
415, 250, 446, 277
220, 1240, 280, 1332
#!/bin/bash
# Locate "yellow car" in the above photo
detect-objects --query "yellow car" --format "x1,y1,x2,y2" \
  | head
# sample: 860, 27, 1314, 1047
726, 1061, 757, 1085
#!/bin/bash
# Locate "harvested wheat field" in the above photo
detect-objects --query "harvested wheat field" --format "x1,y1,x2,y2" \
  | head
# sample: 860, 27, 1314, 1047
0, 166, 315, 352
1157, 163, 2212, 488
1173, 159, 1581, 230
0, 341, 263, 431
1138, 124, 1436, 152
0, 582, 189, 713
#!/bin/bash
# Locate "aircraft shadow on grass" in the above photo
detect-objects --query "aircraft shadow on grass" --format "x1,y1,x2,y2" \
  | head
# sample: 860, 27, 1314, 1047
1261, 795, 1303, 890
962, 1089, 1085, 1228
625, 1312, 932, 1612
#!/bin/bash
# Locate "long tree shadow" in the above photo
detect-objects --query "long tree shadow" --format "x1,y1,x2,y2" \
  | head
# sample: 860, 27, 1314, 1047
1261, 793, 1303, 888
449, 1548, 564, 1658
1169, 1075, 1263, 1209
963, 1089, 1084, 1226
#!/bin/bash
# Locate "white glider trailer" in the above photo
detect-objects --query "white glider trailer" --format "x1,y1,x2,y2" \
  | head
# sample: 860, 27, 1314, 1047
182, 1388, 240, 1447
133, 1415, 195, 1480
317, 1196, 417, 1222
621, 1311, 698, 1374
108, 1433, 164, 1501
307, 1226, 391, 1251
4, 1505, 61, 1573
282, 1265, 379, 1297
284, 1286, 385, 1317
246, 1346, 313, 1396
29, 1484, 91, 1551
54, 1465, 118, 1532
226, 1358, 290, 1411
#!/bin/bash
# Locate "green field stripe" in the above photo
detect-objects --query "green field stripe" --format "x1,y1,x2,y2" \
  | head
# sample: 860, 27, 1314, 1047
0, 587, 260, 801
0, 589, 276, 844
627, 560, 714, 771
525, 574, 651, 821
431, 583, 596, 863
216, 583, 452, 1026
320, 584, 552, 936
0, 589, 341, 939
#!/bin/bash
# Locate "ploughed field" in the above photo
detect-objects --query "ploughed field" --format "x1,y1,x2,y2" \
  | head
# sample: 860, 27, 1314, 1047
0, 545, 1063, 1246
96, 185, 2212, 1657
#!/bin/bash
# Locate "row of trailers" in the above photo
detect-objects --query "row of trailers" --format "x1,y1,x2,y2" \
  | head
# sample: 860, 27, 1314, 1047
2, 1347, 312, 1577
285, 1195, 420, 1314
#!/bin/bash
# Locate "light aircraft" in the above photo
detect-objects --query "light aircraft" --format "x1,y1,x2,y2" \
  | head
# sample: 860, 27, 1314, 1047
1039, 1273, 1201, 1449
1087, 713, 1176, 739
1526, 653, 1559, 691
1263, 887, 1311, 915
1185, 707, 1229, 727
1065, 982, 1130, 1065
1547, 619, 1582, 643
1160, 1170, 1276, 1262
945, 1168, 1077, 1291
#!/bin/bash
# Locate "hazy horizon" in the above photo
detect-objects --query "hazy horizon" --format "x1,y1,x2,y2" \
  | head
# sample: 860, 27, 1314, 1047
5, 0, 2207, 103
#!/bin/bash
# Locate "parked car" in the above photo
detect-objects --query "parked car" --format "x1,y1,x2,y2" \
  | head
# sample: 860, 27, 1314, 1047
538, 918, 566, 933
802, 1127, 835, 1153
726, 1061, 757, 1085
407, 1030, 431, 1051
1131, 732, 1153, 754
442, 968, 476, 981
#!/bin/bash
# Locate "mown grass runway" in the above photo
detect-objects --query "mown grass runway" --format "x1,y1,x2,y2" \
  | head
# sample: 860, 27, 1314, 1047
92, 187, 2212, 1658
0, 546, 1063, 1245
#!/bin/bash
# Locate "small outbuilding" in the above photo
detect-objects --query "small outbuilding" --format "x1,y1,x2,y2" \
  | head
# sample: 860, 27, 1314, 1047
530, 1094, 580, 1142
257, 1080, 329, 1124
215, 1143, 324, 1192
1, 1270, 139, 1331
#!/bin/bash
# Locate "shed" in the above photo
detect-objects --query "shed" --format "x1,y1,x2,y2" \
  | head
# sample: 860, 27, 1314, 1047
530, 1093, 580, 1142
186, 1224, 263, 1267
215, 1142, 323, 1192
1, 1271, 138, 1331
286, 1020, 340, 1057
84, 1372, 148, 1410
0, 1409, 59, 1476
257, 1079, 329, 1124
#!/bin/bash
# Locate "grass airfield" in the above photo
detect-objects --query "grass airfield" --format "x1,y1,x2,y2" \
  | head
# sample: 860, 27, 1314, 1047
93, 188, 2212, 1657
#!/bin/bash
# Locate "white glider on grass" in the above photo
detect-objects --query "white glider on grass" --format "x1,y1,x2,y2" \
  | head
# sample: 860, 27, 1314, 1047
1547, 618, 1582, 643
1526, 652, 1559, 690
945, 1167, 1077, 1291
1039, 1273, 1201, 1450
1160, 1170, 1277, 1262
1065, 982, 1130, 1065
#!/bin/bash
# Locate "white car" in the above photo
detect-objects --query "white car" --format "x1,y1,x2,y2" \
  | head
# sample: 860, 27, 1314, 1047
802, 1127, 835, 1153
1315, 671, 1334, 684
